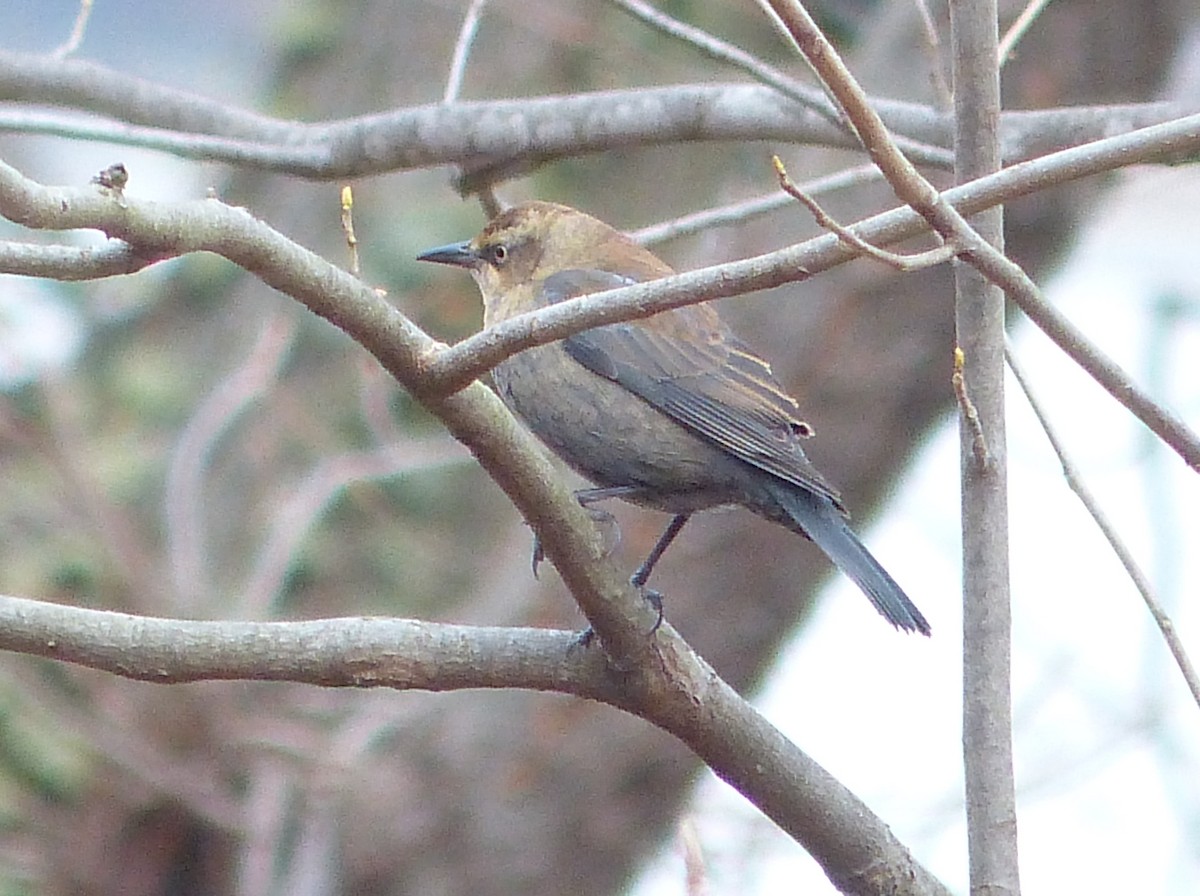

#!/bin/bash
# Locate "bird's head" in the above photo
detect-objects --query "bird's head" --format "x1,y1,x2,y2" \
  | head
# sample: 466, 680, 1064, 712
417, 201, 672, 309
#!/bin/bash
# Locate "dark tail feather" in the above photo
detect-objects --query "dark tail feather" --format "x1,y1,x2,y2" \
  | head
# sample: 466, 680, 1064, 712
767, 484, 931, 636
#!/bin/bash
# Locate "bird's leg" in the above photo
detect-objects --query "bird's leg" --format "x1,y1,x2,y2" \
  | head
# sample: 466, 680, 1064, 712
624, 513, 690, 634
530, 487, 641, 578
530, 492, 688, 641
630, 513, 690, 589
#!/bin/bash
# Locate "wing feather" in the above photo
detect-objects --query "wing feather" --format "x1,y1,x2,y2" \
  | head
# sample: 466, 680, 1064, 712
542, 269, 842, 507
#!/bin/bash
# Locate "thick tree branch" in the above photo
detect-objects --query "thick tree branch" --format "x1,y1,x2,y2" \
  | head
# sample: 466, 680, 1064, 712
947, 2, 1021, 892
0, 593, 593, 689
0, 588, 952, 896
0, 50, 1185, 178
0, 237, 163, 277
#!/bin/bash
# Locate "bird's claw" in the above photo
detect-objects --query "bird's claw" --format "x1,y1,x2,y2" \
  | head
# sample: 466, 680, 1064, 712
528, 497, 622, 579
569, 585, 664, 654
585, 505, 621, 556
573, 626, 597, 650
638, 585, 665, 635
530, 532, 545, 579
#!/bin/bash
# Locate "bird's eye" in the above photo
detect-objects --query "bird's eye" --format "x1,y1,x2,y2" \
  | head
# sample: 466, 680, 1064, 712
488, 244, 508, 265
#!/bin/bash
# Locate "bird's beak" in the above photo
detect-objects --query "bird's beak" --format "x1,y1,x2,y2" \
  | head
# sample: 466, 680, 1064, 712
416, 240, 478, 268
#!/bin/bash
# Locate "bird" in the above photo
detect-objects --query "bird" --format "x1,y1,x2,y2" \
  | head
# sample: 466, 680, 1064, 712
418, 201, 930, 635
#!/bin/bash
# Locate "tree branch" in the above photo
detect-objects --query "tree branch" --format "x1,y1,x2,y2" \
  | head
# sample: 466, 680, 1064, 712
4, 107, 1200, 471
0, 156, 667, 670
947, 2, 1021, 892
0, 588, 953, 896
0, 593, 593, 690
0, 50, 1185, 178
1005, 343, 1200, 710
755, 3, 1200, 475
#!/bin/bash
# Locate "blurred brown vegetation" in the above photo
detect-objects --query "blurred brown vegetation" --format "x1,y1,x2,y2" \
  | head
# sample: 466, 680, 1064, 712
0, 0, 1196, 894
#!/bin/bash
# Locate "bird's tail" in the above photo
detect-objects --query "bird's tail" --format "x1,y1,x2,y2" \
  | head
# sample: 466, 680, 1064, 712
764, 483, 931, 635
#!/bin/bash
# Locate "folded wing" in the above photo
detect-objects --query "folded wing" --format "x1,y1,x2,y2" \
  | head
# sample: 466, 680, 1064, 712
542, 268, 844, 510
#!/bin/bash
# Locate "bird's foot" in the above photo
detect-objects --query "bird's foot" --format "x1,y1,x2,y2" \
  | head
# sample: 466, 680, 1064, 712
529, 501, 621, 578
572, 626, 597, 650
638, 584, 665, 635
570, 585, 663, 653
530, 533, 546, 579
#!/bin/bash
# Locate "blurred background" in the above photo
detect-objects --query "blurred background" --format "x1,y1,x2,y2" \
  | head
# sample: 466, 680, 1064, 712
1, 1, 1198, 894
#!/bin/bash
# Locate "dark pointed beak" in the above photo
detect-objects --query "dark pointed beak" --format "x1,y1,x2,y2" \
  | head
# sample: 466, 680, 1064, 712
416, 240, 478, 268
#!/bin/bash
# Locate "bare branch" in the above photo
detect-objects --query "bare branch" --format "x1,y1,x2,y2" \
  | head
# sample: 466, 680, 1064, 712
908, 0, 953, 107
1005, 343, 1200, 711
0, 238, 162, 278
757, 2, 1200, 473
0, 51, 1185, 177
998, 0, 1056, 66
946, 2, 1020, 891
0, 593, 593, 690
164, 315, 295, 612
0, 590, 952, 896
630, 163, 884, 246
50, 0, 94, 59
443, 0, 489, 104
773, 154, 957, 271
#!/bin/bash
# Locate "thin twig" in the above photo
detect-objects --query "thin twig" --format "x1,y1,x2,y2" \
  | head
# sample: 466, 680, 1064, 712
442, 1, 504, 218
340, 185, 360, 276
998, 0, 1055, 66
476, 187, 502, 219
953, 346, 991, 468
773, 154, 957, 271
1005, 341, 1200, 711
609, 0, 839, 125
679, 818, 709, 896
443, 0, 489, 104
50, 0, 94, 59
609, 0, 953, 165
759, 1, 1200, 477
631, 163, 884, 246
164, 314, 295, 611
908, 0, 953, 107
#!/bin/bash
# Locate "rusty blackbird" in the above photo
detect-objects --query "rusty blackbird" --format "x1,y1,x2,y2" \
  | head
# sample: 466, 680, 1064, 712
418, 201, 930, 635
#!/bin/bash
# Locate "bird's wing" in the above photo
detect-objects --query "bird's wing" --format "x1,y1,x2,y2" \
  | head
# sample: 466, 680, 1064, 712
543, 269, 843, 507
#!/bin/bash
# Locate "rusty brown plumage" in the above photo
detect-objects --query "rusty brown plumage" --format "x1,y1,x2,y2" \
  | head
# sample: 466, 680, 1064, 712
419, 201, 929, 635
